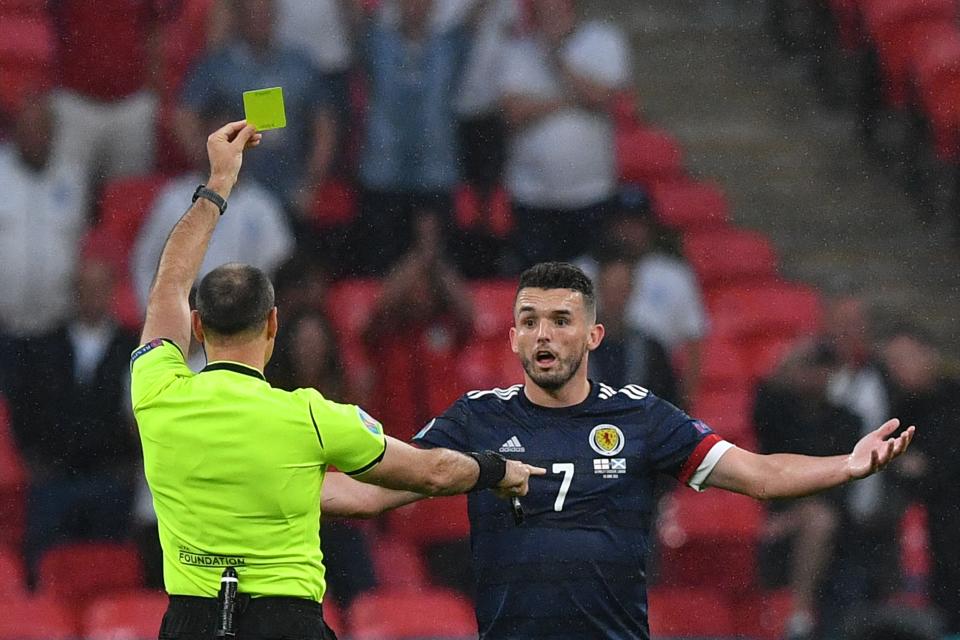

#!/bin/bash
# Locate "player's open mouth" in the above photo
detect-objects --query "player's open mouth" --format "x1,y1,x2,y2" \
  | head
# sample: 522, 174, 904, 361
535, 350, 557, 366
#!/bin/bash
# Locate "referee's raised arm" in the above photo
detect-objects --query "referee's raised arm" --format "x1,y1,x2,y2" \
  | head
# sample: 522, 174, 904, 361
139, 120, 261, 351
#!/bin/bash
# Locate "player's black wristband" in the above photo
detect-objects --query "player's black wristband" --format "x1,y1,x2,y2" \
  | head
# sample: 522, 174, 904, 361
467, 450, 507, 492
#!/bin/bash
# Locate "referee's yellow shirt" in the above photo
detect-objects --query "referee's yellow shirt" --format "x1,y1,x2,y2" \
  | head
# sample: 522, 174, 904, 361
130, 338, 386, 602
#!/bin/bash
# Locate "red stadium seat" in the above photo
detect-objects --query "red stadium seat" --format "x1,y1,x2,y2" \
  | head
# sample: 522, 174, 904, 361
454, 184, 514, 238
0, 595, 77, 640
37, 542, 144, 606
0, 545, 27, 598
370, 536, 430, 589
649, 180, 730, 231
647, 587, 737, 637
387, 495, 470, 547
683, 228, 779, 288
82, 590, 168, 640
310, 178, 357, 228
911, 27, 960, 160
323, 598, 344, 637
0, 396, 27, 547
323, 278, 383, 389
709, 283, 823, 343
657, 488, 762, 592
733, 588, 794, 639
348, 587, 477, 640
470, 280, 517, 340
696, 335, 750, 392
691, 386, 756, 448
616, 126, 686, 186
0, 15, 54, 114
860, 0, 956, 106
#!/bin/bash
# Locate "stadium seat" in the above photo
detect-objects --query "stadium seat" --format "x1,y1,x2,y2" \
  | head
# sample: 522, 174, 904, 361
387, 495, 470, 547
310, 178, 357, 228
323, 278, 382, 388
323, 598, 344, 637
370, 536, 430, 589
696, 336, 750, 393
911, 27, 960, 160
455, 184, 514, 237
37, 541, 144, 606
649, 180, 730, 231
0, 595, 77, 640
0, 396, 27, 547
657, 488, 762, 592
691, 386, 756, 448
0, 15, 54, 114
683, 228, 779, 289
0, 0, 48, 18
647, 587, 737, 638
0, 545, 27, 598
470, 280, 517, 340
348, 587, 477, 639
732, 588, 794, 639
708, 283, 823, 343
82, 590, 168, 640
616, 126, 686, 186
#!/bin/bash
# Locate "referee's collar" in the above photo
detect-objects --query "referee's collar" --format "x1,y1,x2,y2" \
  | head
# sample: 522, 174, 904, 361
200, 361, 267, 381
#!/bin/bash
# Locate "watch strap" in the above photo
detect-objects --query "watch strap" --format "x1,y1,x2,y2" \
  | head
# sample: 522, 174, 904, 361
192, 184, 228, 215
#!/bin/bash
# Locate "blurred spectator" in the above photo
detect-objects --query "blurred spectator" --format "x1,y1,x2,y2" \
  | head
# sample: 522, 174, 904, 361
753, 340, 861, 640
7, 257, 139, 585
499, 0, 630, 268
881, 325, 960, 634
361, 209, 474, 441
49, 0, 177, 192
266, 310, 378, 608
175, 0, 337, 211
455, 0, 521, 190
273, 252, 332, 317
350, 0, 476, 275
590, 256, 679, 405
823, 294, 905, 607
577, 185, 708, 405
0, 94, 88, 394
132, 102, 294, 313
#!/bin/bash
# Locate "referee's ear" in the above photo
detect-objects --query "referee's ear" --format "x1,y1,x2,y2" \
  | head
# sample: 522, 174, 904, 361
191, 310, 205, 345
266, 307, 279, 341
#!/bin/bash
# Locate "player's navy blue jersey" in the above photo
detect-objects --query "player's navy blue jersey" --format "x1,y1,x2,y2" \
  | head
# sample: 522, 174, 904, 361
413, 381, 730, 640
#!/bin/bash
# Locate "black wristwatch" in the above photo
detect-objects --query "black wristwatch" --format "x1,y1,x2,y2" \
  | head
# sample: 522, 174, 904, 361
192, 184, 228, 215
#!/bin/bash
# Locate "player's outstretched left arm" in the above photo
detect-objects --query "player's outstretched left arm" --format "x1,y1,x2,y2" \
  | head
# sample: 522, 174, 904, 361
705, 418, 916, 500
139, 120, 261, 350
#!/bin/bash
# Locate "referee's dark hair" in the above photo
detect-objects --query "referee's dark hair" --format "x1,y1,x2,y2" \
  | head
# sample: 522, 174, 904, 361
517, 262, 597, 320
196, 263, 275, 337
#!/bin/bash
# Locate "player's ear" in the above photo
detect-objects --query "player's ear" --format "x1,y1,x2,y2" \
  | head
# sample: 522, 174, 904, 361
509, 326, 519, 354
587, 322, 604, 352
191, 310, 205, 344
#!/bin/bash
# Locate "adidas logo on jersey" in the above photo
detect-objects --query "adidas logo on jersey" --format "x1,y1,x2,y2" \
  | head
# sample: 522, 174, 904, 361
499, 436, 525, 453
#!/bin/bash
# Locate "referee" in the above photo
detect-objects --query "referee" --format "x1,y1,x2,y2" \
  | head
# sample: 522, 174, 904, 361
132, 121, 542, 640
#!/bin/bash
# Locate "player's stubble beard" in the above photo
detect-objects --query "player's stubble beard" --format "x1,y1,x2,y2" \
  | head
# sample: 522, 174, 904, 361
520, 342, 589, 391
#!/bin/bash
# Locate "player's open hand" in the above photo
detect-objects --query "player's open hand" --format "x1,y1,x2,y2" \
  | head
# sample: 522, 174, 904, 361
846, 418, 916, 480
206, 120, 262, 198
496, 460, 547, 498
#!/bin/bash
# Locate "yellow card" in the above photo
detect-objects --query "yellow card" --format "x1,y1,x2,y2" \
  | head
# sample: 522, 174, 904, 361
242, 87, 286, 131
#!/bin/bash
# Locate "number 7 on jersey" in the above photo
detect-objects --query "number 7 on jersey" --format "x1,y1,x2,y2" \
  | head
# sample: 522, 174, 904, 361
552, 463, 575, 511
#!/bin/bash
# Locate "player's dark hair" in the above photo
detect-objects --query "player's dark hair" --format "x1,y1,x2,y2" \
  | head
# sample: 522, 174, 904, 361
517, 262, 596, 316
196, 263, 275, 337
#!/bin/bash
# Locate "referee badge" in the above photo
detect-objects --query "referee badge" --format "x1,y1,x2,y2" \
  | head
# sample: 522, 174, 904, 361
589, 424, 625, 456
357, 408, 383, 436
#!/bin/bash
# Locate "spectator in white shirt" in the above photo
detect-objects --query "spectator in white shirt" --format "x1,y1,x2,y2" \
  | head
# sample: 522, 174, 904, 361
499, 0, 631, 269
576, 185, 709, 405
0, 94, 88, 396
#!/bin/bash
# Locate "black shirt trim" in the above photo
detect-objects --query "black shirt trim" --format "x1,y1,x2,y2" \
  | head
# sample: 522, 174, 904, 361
200, 362, 266, 381
343, 440, 387, 476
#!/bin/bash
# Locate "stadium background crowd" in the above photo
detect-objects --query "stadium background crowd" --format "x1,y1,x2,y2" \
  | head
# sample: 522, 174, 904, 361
0, 0, 958, 638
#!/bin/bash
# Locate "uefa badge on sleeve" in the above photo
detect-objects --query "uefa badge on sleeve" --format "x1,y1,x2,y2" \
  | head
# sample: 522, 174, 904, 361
357, 408, 383, 436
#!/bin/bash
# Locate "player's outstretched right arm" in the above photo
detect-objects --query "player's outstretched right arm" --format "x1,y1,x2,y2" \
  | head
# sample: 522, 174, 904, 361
354, 436, 544, 498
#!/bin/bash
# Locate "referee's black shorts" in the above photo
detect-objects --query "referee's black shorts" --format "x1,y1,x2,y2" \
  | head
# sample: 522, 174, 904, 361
159, 595, 338, 640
